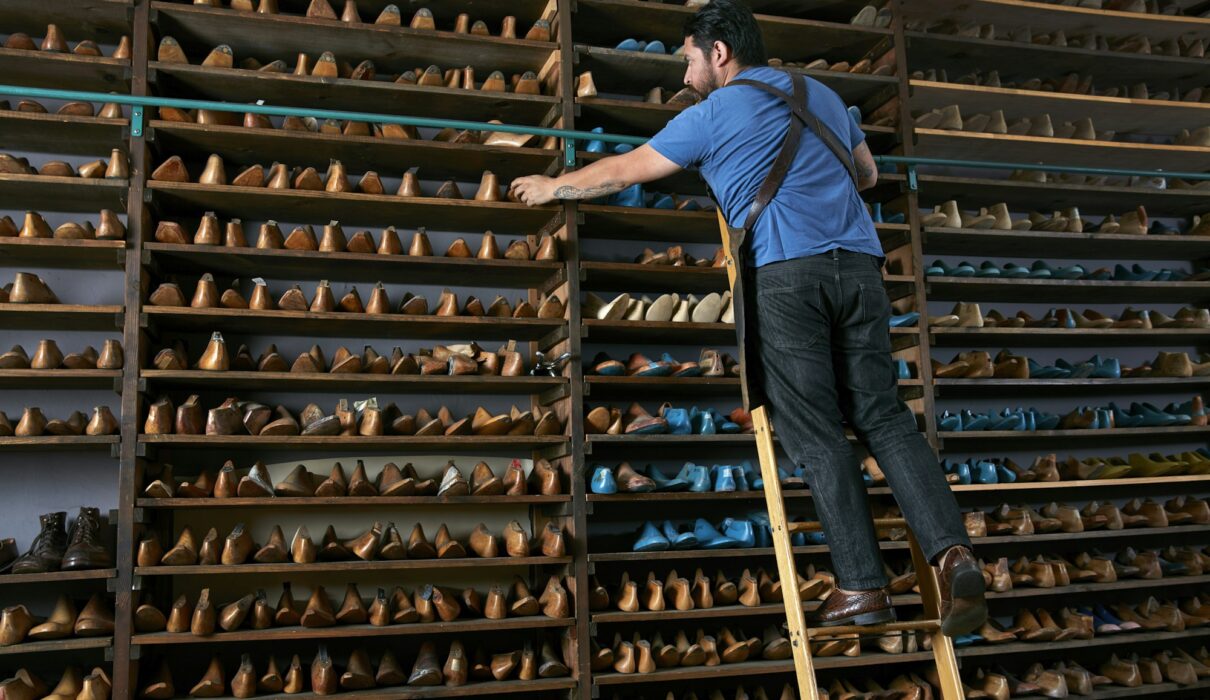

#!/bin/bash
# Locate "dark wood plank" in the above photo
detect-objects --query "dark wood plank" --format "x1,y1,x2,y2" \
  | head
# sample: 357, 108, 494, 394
147, 181, 561, 236
930, 326, 1210, 348
922, 226, 1210, 261
584, 375, 921, 399
133, 616, 572, 645
190, 0, 553, 35
0, 568, 117, 586
939, 426, 1210, 446
0, 369, 122, 389
904, 0, 1210, 43
0, 48, 129, 93
0, 304, 123, 331
917, 174, 1210, 219
150, 62, 560, 126
0, 110, 128, 155
577, 205, 720, 244
924, 277, 1210, 304
0, 0, 130, 38
127, 679, 577, 700
0, 436, 119, 450
152, 2, 556, 76
914, 129, 1210, 171
139, 435, 568, 452
141, 370, 566, 395
0, 239, 126, 269
582, 319, 737, 344
910, 79, 1210, 136
144, 242, 562, 288
0, 174, 128, 212
135, 555, 572, 576
0, 637, 112, 656
935, 377, 1210, 395
580, 261, 727, 293
142, 307, 564, 341
903, 31, 1210, 93
149, 121, 560, 183
137, 495, 571, 508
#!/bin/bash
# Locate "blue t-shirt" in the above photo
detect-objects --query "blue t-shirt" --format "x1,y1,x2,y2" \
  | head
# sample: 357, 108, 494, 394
648, 66, 881, 267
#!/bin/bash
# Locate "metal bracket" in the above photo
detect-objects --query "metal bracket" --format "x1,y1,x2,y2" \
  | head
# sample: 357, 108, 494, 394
906, 165, 918, 192
564, 138, 577, 168
131, 106, 144, 137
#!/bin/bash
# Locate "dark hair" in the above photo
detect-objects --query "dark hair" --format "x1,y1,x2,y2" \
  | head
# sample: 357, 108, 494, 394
683, 0, 768, 68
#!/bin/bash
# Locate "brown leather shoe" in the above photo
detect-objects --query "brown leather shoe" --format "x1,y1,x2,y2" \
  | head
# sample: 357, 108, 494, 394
806, 587, 895, 627
937, 545, 988, 635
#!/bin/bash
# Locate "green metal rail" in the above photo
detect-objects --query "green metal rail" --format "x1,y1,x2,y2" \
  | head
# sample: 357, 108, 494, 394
3, 84, 1210, 184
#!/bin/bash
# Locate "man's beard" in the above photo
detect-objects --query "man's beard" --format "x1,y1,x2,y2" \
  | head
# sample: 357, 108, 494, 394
697, 65, 722, 96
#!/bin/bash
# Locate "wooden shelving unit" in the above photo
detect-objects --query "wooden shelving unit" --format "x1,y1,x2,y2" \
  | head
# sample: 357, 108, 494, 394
0, 0, 1207, 697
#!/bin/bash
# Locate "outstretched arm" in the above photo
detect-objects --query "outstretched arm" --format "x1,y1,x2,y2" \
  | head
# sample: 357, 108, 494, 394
510, 144, 684, 206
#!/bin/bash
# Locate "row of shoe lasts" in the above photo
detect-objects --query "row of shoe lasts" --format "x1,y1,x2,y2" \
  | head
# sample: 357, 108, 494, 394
968, 647, 1210, 699
159, 34, 545, 95
143, 457, 562, 499
923, 66, 1210, 105
591, 566, 834, 614
140, 637, 571, 698
592, 460, 796, 494
153, 153, 522, 200
1060, 449, 1210, 479
156, 216, 560, 260
135, 576, 570, 637
633, 510, 825, 551
576, 72, 701, 107
0, 210, 126, 240
583, 291, 733, 323
634, 245, 725, 267
2, 98, 124, 120
606, 686, 795, 700
936, 396, 1204, 432
138, 518, 565, 567
976, 545, 1210, 592
913, 17, 1207, 58
1044, 0, 1206, 15
939, 453, 1090, 484
144, 395, 563, 437
915, 104, 1122, 141
934, 349, 1210, 380
0, 406, 117, 437
926, 302, 1210, 329
967, 497, 1208, 538
163, 334, 531, 377
1, 507, 112, 574
605, 625, 794, 675
147, 275, 566, 319
2, 23, 129, 58
0, 594, 113, 646
0, 151, 127, 180
589, 349, 740, 377
0, 340, 122, 371
919, 201, 1171, 236
953, 606, 1099, 648
927, 259, 1208, 281
0, 667, 110, 700
588, 181, 705, 210
586, 403, 751, 435
198, 0, 554, 41
1009, 166, 1210, 190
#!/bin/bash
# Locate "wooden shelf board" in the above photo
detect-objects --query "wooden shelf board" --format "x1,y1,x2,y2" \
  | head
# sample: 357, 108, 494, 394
917, 174, 1210, 220
0, 369, 121, 390
935, 376, 1210, 395
144, 242, 562, 288
0, 568, 116, 586
580, 261, 728, 293
910, 79, 1210, 136
137, 494, 571, 508
147, 181, 561, 237
141, 370, 566, 394
0, 637, 111, 656
578, 205, 718, 244
582, 318, 737, 344
150, 62, 560, 126
133, 615, 572, 645
583, 375, 920, 399
152, 2, 557, 77
134, 555, 572, 576
925, 276, 1210, 304
1, 0, 130, 38
138, 435, 568, 452
904, 0, 1210, 43
0, 436, 119, 450
0, 304, 122, 331
151, 679, 577, 699
0, 174, 127, 212
922, 226, 1210, 261
929, 326, 1210, 347
0, 238, 126, 269
142, 307, 565, 341
0, 48, 129, 93
939, 426, 1210, 445
148, 121, 561, 184
914, 128, 1210, 171
0, 110, 128, 155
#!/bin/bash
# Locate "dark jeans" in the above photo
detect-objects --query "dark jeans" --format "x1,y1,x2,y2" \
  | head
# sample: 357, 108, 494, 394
753, 248, 969, 590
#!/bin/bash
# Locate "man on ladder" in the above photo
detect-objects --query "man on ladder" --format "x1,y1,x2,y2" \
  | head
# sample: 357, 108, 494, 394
511, 0, 987, 693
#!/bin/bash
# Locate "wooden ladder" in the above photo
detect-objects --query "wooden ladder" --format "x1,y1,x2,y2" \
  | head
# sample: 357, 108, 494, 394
716, 212, 964, 699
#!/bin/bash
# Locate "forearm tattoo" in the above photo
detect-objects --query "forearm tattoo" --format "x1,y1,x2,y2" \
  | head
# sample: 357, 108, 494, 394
553, 180, 627, 200
857, 161, 876, 180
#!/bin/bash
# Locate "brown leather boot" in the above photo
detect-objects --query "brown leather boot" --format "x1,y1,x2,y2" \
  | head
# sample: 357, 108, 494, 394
12, 511, 67, 573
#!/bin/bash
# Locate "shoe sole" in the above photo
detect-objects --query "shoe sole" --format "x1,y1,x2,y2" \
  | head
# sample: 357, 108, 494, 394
814, 607, 897, 628
941, 562, 988, 636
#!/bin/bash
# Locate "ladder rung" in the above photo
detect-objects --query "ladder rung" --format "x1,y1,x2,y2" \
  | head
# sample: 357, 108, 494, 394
786, 517, 907, 534
806, 619, 941, 638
